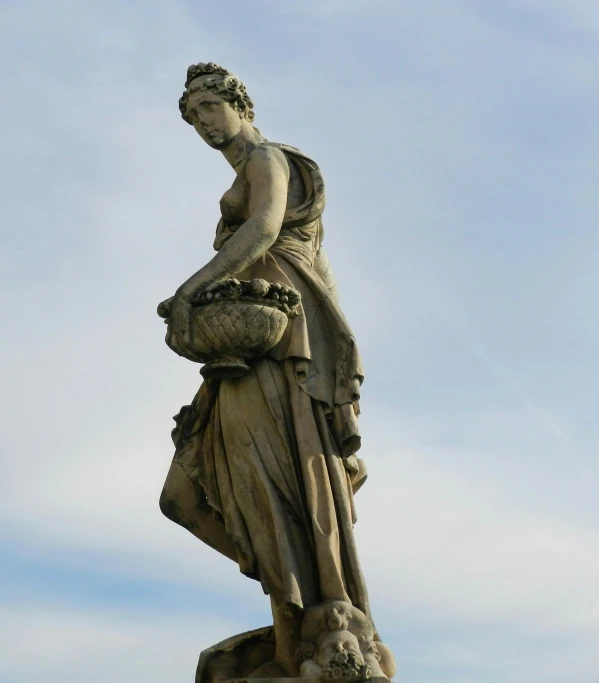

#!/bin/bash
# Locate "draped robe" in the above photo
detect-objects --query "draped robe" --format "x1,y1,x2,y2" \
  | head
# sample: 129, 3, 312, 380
160, 143, 372, 619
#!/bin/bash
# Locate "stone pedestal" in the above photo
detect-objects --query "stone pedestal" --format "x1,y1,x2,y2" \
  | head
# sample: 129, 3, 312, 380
225, 678, 389, 683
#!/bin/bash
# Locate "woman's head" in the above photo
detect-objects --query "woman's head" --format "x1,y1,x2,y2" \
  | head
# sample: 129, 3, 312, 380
179, 62, 256, 148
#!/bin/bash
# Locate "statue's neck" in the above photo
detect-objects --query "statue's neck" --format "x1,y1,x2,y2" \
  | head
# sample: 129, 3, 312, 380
221, 126, 265, 171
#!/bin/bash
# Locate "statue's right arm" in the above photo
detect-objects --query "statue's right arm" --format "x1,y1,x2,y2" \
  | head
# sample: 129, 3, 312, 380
176, 145, 290, 298
164, 146, 290, 356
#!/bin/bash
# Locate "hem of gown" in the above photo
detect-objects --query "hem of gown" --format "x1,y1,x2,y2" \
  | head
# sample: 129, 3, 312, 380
165, 357, 370, 614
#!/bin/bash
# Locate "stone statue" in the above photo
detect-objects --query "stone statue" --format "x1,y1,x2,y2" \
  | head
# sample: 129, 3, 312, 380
157, 62, 396, 682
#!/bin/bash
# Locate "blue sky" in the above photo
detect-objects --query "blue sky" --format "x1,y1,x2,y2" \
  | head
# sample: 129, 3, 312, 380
1, 1, 598, 681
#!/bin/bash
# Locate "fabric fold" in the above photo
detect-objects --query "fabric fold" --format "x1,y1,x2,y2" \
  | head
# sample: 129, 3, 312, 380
160, 141, 370, 615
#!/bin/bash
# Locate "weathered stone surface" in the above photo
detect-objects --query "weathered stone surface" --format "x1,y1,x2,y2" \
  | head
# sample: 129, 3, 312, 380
157, 61, 396, 682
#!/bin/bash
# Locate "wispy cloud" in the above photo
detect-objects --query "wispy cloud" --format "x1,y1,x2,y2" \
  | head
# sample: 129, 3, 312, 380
0, 602, 240, 683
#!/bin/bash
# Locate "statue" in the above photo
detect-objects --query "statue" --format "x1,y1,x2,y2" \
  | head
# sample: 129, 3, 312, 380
157, 62, 396, 682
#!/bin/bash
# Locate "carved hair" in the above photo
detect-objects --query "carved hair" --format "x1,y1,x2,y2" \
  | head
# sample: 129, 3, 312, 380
179, 62, 255, 125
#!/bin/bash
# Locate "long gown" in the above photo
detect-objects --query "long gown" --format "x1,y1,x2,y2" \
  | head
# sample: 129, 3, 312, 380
160, 142, 372, 621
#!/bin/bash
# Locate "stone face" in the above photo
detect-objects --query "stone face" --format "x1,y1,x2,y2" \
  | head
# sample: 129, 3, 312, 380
157, 62, 396, 682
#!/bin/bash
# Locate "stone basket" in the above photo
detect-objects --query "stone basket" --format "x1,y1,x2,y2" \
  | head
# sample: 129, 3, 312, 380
159, 279, 301, 380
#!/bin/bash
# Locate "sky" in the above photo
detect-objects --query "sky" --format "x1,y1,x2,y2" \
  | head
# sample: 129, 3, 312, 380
1, 0, 598, 681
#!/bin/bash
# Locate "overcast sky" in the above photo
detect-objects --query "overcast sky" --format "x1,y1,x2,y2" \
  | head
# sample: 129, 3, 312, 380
1, 1, 599, 682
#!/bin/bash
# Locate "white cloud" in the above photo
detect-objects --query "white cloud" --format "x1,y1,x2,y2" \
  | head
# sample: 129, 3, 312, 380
262, 0, 393, 16
515, 0, 599, 34
0, 602, 242, 683
358, 451, 599, 628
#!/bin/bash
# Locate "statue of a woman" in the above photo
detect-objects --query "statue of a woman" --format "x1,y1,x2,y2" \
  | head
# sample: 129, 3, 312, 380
158, 62, 395, 682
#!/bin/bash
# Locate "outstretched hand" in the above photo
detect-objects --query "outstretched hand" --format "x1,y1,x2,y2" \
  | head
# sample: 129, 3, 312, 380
168, 290, 193, 356
157, 290, 203, 361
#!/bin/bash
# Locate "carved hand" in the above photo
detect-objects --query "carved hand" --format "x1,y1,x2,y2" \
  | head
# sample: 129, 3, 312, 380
163, 289, 203, 361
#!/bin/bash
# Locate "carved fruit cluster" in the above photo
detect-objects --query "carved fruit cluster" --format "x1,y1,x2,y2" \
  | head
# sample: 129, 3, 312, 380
192, 278, 301, 317
322, 651, 371, 680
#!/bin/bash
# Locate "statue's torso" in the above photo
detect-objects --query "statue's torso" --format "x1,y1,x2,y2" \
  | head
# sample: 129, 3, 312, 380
219, 145, 309, 226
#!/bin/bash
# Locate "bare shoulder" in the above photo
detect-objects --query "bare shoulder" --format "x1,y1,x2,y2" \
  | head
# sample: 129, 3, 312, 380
246, 144, 289, 179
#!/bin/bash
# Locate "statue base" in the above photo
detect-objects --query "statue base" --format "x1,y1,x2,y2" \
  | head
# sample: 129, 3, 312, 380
224, 678, 389, 683
195, 619, 394, 683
